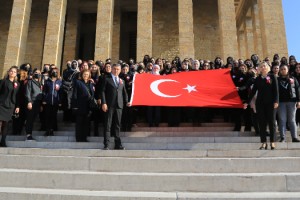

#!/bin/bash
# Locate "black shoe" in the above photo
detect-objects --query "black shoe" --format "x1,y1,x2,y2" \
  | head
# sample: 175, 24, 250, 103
49, 130, 54, 136
292, 138, 300, 143
103, 146, 110, 150
259, 143, 267, 150
115, 145, 125, 150
44, 131, 50, 137
0, 141, 7, 147
26, 135, 35, 141
270, 143, 276, 150
279, 138, 285, 142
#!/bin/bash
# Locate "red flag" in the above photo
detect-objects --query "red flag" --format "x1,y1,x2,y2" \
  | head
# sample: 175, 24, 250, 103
130, 69, 243, 108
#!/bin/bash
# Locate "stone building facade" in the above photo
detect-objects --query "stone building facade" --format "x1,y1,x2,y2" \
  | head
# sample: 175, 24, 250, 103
0, 0, 287, 76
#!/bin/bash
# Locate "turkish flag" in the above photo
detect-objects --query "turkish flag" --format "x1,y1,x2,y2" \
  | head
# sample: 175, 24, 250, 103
130, 69, 243, 108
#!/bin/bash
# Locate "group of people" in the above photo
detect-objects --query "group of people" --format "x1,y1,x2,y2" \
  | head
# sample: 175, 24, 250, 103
1, 53, 300, 150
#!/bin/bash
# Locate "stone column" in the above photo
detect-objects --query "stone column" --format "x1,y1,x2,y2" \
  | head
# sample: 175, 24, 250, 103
62, 0, 79, 67
95, 0, 114, 61
251, 1, 263, 58
218, 0, 239, 59
244, 16, 255, 58
112, 4, 121, 63
136, 0, 153, 62
178, 0, 194, 59
238, 28, 247, 59
257, 0, 288, 58
2, 0, 32, 76
42, 0, 68, 68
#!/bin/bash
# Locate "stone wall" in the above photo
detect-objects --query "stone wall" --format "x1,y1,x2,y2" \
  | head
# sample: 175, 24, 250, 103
194, 0, 221, 60
24, 0, 49, 68
0, 0, 13, 70
62, 0, 80, 68
152, 0, 179, 61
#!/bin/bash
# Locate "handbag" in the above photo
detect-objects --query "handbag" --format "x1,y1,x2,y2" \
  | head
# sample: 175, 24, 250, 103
84, 83, 99, 111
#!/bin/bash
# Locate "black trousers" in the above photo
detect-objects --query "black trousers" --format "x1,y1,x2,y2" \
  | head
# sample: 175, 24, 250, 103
75, 113, 90, 142
45, 105, 58, 132
256, 103, 276, 143
103, 107, 122, 147
147, 106, 160, 126
25, 101, 41, 135
12, 105, 26, 135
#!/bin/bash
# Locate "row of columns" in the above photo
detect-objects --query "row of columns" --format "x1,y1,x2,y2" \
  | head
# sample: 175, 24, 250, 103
1, 0, 238, 75
237, 0, 288, 59
138, 0, 239, 61
2, 0, 68, 75
1, 0, 287, 76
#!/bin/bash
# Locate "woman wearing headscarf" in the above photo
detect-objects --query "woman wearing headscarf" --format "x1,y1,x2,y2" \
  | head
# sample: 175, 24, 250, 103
147, 64, 161, 127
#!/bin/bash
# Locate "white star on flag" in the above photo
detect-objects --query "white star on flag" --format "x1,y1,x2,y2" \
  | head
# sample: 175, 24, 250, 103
183, 85, 197, 93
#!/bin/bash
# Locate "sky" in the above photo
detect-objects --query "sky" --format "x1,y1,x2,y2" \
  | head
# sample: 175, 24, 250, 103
283, 0, 300, 60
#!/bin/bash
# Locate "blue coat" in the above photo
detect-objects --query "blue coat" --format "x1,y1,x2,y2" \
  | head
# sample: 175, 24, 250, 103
43, 78, 62, 105
72, 79, 94, 114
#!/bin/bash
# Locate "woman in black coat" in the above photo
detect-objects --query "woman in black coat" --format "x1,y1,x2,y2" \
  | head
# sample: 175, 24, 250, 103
0, 66, 20, 147
24, 68, 43, 140
72, 69, 96, 142
246, 62, 279, 150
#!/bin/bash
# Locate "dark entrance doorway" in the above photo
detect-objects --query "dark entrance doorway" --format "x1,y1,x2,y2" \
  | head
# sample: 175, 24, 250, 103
120, 12, 137, 62
78, 13, 96, 61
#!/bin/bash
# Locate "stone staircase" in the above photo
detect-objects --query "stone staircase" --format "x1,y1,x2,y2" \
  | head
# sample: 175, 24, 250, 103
1, 112, 300, 199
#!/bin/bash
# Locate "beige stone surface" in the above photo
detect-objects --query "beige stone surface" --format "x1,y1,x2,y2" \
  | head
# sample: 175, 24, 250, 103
62, 0, 79, 68
152, 0, 179, 61
258, 0, 288, 58
111, 4, 121, 63
2, 0, 32, 77
244, 16, 255, 58
178, 0, 194, 59
42, 0, 67, 69
136, 0, 153, 62
194, 0, 221, 60
238, 27, 247, 59
95, 0, 114, 61
0, 0, 290, 75
0, 0, 13, 74
218, 0, 239, 59
25, 0, 49, 68
251, 2, 263, 58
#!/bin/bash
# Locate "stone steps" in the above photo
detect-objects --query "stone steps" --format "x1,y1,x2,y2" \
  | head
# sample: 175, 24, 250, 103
28, 130, 255, 137
7, 135, 261, 143
0, 154, 299, 173
0, 168, 299, 192
5, 141, 300, 150
1, 148, 300, 158
1, 188, 299, 200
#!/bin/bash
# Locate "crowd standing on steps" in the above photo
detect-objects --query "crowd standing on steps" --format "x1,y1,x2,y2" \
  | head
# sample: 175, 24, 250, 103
1, 53, 300, 150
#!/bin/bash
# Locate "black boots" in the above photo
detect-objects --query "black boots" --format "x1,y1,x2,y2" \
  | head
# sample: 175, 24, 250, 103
0, 135, 7, 147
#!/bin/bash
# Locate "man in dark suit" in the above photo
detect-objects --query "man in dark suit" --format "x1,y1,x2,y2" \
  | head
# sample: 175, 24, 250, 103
101, 63, 129, 150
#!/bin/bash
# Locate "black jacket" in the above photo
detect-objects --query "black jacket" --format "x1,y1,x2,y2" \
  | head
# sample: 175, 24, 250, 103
72, 79, 94, 114
100, 75, 128, 109
278, 76, 300, 102
248, 74, 279, 105
25, 79, 43, 104
0, 78, 19, 108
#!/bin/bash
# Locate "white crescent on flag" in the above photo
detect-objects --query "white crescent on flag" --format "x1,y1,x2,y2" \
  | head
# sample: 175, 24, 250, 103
150, 79, 182, 98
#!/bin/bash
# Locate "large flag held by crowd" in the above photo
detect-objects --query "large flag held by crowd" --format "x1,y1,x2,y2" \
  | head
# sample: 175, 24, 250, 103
130, 69, 243, 108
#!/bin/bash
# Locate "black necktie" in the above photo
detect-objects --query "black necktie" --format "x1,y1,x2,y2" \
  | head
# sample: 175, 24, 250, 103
115, 77, 119, 87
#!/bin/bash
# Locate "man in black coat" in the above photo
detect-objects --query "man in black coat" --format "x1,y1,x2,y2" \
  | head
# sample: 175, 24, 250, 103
100, 63, 129, 150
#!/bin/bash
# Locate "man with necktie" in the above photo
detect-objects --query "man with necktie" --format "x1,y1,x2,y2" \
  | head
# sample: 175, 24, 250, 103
100, 63, 129, 150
